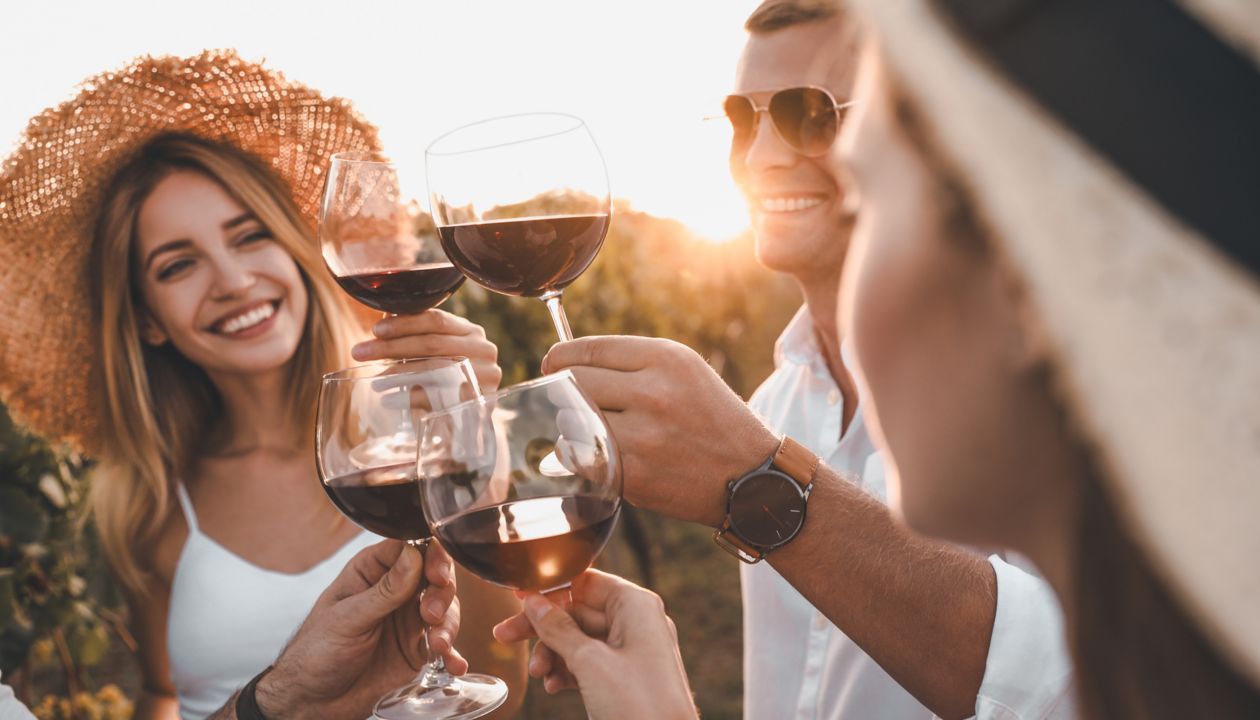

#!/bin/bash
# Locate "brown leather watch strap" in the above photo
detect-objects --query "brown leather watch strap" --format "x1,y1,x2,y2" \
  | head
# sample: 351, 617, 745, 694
712, 436, 820, 564
713, 517, 764, 563
774, 436, 820, 489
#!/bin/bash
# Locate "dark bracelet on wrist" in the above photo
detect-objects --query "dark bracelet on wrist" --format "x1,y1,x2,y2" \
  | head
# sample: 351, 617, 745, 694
235, 665, 275, 720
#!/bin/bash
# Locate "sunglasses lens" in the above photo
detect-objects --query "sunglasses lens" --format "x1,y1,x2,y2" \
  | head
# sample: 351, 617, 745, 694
770, 87, 837, 156
723, 95, 757, 152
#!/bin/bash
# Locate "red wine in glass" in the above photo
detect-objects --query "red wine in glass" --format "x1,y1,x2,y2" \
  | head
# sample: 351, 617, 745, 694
432, 494, 620, 592
322, 462, 431, 541
437, 214, 609, 298
426, 114, 612, 340
332, 263, 466, 315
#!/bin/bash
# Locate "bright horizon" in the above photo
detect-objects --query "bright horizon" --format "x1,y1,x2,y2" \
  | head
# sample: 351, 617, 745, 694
0, 0, 759, 242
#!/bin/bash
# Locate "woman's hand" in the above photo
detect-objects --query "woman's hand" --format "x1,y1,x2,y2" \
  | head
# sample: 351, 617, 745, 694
493, 570, 698, 720
352, 310, 503, 394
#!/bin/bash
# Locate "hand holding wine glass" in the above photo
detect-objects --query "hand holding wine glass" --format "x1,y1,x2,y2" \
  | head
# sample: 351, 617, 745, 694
426, 113, 611, 341
542, 335, 780, 528
491, 570, 699, 720
316, 357, 508, 720
252, 540, 466, 720
352, 310, 503, 396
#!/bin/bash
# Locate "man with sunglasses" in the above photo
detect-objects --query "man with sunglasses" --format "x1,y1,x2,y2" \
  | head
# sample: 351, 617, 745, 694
543, 1, 1074, 719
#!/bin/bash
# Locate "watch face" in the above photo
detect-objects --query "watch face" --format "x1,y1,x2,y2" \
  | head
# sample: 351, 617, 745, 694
729, 471, 806, 548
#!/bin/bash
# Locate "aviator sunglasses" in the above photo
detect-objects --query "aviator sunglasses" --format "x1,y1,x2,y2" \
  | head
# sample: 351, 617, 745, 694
723, 86, 855, 158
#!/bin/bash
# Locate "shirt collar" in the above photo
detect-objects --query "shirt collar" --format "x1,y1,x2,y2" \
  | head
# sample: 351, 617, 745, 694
773, 306, 828, 375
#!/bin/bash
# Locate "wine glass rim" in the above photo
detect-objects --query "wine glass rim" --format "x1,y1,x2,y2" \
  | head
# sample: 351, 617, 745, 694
417, 369, 579, 419
328, 151, 396, 166
321, 356, 472, 382
425, 112, 589, 157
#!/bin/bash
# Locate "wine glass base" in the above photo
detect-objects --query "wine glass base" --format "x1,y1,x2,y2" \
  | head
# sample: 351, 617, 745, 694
373, 673, 509, 720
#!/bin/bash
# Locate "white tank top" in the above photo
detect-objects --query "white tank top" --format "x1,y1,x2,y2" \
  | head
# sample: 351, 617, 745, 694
166, 482, 378, 719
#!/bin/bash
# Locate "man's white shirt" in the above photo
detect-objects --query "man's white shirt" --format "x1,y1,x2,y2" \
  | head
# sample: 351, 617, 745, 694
742, 309, 1077, 720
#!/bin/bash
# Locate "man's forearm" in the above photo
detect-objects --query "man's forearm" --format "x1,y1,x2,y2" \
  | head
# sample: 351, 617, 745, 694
765, 465, 997, 720
206, 669, 292, 720
206, 691, 241, 720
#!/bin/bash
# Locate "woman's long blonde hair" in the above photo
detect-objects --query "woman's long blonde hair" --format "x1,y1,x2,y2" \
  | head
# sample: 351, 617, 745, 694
89, 133, 362, 595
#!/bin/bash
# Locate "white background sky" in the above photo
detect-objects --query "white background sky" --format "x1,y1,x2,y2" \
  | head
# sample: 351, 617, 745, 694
0, 0, 761, 241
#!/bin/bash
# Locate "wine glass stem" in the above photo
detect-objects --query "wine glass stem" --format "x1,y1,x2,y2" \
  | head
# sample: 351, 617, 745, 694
542, 583, 574, 610
541, 291, 573, 342
407, 539, 449, 680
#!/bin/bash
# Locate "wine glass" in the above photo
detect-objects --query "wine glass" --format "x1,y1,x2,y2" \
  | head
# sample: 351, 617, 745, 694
415, 371, 622, 596
320, 152, 465, 315
321, 152, 466, 460
425, 113, 611, 341
316, 357, 508, 720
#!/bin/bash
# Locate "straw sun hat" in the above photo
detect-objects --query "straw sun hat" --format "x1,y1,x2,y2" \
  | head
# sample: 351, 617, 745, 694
0, 49, 381, 453
847, 0, 1260, 685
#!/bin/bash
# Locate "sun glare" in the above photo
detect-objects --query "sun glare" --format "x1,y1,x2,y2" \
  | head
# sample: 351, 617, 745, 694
0, 0, 759, 243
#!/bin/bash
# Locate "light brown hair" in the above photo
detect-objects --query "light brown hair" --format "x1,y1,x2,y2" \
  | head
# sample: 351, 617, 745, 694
745, 0, 842, 34
1074, 478, 1260, 718
88, 133, 363, 594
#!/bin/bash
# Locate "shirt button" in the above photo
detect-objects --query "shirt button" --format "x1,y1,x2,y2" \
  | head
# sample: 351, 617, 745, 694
814, 613, 829, 630
827, 389, 839, 406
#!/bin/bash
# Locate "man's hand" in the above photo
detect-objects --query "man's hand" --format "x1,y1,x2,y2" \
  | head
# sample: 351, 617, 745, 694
543, 336, 778, 527
493, 570, 698, 720
248, 540, 467, 720
353, 309, 503, 394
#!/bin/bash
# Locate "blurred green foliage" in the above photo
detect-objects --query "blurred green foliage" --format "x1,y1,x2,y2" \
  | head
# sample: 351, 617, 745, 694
0, 403, 130, 716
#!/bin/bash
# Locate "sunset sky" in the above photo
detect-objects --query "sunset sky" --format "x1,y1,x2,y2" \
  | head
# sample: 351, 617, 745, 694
0, 0, 761, 241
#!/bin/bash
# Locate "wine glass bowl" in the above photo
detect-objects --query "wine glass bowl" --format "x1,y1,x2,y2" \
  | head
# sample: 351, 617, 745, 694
426, 113, 611, 340
321, 152, 464, 315
317, 357, 481, 541
417, 371, 621, 594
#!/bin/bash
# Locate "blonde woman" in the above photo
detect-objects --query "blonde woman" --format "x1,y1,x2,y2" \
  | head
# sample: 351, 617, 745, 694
0, 52, 525, 719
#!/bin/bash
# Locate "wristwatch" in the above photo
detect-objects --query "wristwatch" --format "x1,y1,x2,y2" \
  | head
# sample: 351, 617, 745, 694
235, 665, 274, 720
713, 436, 819, 563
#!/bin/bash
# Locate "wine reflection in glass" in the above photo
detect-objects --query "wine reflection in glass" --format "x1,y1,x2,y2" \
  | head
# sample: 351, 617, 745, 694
416, 371, 622, 598
316, 357, 508, 720
425, 113, 611, 342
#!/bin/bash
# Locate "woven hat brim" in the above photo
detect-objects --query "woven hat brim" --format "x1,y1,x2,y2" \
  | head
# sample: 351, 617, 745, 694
848, 0, 1260, 686
0, 50, 381, 453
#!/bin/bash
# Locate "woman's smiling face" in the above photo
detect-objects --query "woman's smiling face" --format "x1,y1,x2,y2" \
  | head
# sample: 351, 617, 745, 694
133, 169, 309, 378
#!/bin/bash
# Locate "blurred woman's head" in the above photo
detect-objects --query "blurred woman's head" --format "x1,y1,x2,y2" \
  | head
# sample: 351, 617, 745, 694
836, 1, 1260, 710
838, 46, 1085, 563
